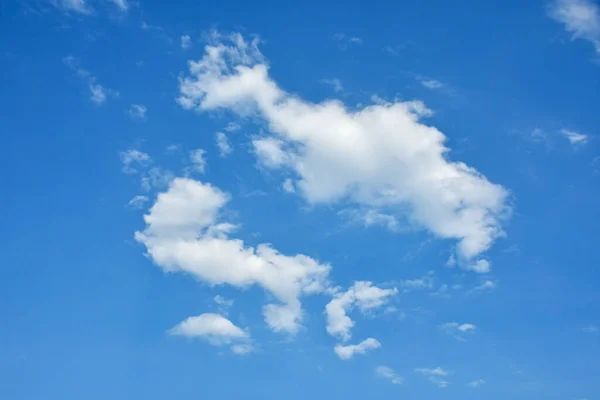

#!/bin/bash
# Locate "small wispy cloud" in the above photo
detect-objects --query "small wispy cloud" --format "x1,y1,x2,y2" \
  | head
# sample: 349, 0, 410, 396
126, 195, 149, 209
561, 129, 589, 145
582, 324, 599, 333
128, 104, 147, 120
320, 78, 344, 92
64, 56, 118, 105
51, 0, 92, 15
376, 366, 404, 385
440, 322, 477, 341
468, 379, 486, 388
120, 149, 151, 174
181, 35, 192, 49
415, 367, 450, 388
420, 79, 445, 89
333, 33, 363, 49
216, 132, 233, 157
549, 0, 600, 54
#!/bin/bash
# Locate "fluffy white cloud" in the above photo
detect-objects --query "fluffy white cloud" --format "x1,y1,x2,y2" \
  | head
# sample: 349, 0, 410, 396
189, 149, 207, 173
415, 367, 450, 388
468, 379, 486, 388
64, 56, 118, 104
135, 177, 331, 334
170, 313, 247, 343
170, 313, 251, 354
120, 149, 152, 174
334, 338, 380, 360
128, 104, 147, 120
375, 366, 404, 384
325, 281, 397, 341
216, 132, 233, 157
177, 33, 510, 267
549, 0, 600, 53
110, 0, 128, 11
561, 129, 588, 145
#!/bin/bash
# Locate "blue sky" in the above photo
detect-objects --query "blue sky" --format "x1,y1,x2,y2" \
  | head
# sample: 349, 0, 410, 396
1, 0, 600, 399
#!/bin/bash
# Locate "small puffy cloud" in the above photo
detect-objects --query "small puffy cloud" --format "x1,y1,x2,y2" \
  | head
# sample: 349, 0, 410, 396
216, 132, 233, 157
400, 275, 434, 291
126, 195, 149, 209
440, 322, 477, 340
375, 366, 403, 385
466, 259, 491, 274
89, 83, 118, 105
415, 367, 450, 388
549, 0, 600, 54
325, 281, 397, 341
472, 280, 496, 292
561, 129, 588, 145
334, 338, 380, 360
169, 313, 251, 354
282, 178, 295, 193
135, 178, 331, 334
468, 379, 486, 388
128, 104, 147, 120
181, 35, 192, 49
189, 149, 207, 173
120, 149, 151, 174
177, 32, 510, 265
320, 78, 344, 92
224, 122, 241, 132
64, 56, 118, 104
420, 79, 444, 89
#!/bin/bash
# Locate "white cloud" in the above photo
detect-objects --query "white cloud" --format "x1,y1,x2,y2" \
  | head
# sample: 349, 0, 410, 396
181, 35, 192, 49
440, 322, 477, 340
135, 177, 331, 334
400, 275, 434, 291
51, 0, 92, 14
64, 56, 118, 104
177, 33, 510, 265
189, 149, 207, 173
421, 79, 444, 89
472, 280, 496, 292
468, 379, 486, 388
169, 313, 250, 354
549, 0, 600, 53
333, 33, 363, 49
375, 366, 404, 384
141, 167, 175, 191
321, 78, 344, 92
339, 208, 399, 231
561, 129, 588, 145
127, 195, 149, 209
216, 132, 233, 157
415, 367, 450, 388
282, 178, 295, 193
128, 104, 147, 120
466, 258, 491, 274
230, 343, 254, 355
334, 337, 380, 360
325, 281, 397, 341
110, 0, 128, 11
120, 149, 151, 174
224, 122, 241, 132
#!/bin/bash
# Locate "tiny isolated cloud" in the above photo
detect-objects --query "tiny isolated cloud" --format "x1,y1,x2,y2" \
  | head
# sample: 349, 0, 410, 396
216, 132, 233, 157
89, 83, 118, 105
126, 195, 149, 209
128, 104, 147, 120
120, 149, 151, 174
469, 379, 486, 388
376, 366, 404, 385
320, 78, 344, 92
189, 149, 207, 173
282, 178, 295, 193
561, 129, 589, 145
471, 280, 496, 292
181, 35, 192, 49
169, 313, 252, 354
415, 367, 450, 388
333, 33, 363, 48
440, 322, 477, 340
582, 324, 599, 333
549, 0, 600, 54
51, 0, 92, 15
420, 79, 445, 89
334, 338, 381, 360
110, 0, 129, 12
